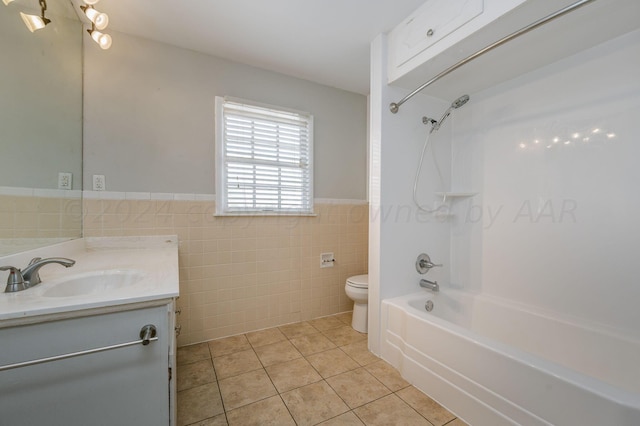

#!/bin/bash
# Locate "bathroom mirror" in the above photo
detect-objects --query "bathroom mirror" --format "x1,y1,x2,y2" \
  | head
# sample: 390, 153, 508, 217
0, 0, 83, 256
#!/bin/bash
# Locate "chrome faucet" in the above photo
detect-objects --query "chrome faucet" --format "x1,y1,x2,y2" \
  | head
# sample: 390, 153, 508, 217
0, 266, 26, 292
420, 278, 439, 292
416, 253, 442, 274
1, 257, 75, 292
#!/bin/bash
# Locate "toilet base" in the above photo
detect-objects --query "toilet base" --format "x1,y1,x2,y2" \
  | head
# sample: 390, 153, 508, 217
351, 302, 368, 333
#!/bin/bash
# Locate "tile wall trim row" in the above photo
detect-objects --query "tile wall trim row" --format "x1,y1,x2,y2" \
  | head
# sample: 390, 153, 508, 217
0, 186, 82, 199
82, 190, 368, 204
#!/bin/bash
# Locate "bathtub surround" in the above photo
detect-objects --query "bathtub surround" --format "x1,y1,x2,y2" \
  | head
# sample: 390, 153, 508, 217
450, 29, 640, 338
372, 18, 640, 426
83, 194, 368, 346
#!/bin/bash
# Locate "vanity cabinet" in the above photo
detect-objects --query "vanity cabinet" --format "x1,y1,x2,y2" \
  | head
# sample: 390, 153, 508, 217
0, 302, 176, 426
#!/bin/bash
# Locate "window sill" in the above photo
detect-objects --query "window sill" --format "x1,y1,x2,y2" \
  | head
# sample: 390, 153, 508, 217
214, 211, 317, 217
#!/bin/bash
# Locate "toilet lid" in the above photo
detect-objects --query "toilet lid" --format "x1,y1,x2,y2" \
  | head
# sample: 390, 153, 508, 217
347, 274, 368, 289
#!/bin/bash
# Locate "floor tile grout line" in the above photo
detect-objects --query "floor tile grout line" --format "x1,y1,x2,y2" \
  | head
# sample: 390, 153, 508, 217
205, 343, 232, 425
276, 392, 300, 426
393, 390, 438, 426
322, 367, 395, 412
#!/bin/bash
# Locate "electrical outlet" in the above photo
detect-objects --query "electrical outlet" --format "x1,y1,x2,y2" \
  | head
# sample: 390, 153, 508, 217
320, 252, 335, 268
58, 172, 72, 190
93, 174, 106, 191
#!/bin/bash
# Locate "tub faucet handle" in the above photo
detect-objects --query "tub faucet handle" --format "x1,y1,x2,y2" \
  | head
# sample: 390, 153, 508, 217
416, 253, 442, 274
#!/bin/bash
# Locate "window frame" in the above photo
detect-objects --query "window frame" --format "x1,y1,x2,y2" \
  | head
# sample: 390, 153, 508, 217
215, 96, 314, 216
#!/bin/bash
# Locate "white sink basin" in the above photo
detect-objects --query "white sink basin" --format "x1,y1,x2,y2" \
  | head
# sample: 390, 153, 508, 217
42, 270, 146, 298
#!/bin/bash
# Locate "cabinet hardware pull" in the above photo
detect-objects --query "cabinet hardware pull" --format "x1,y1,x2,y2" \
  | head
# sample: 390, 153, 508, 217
0, 324, 158, 372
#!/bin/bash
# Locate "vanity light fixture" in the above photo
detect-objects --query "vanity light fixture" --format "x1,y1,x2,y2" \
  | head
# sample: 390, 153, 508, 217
80, 4, 108, 30
88, 23, 112, 49
20, 0, 51, 32
80, 0, 113, 50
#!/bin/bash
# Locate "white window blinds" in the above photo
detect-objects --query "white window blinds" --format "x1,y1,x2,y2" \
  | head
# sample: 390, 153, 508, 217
215, 97, 314, 215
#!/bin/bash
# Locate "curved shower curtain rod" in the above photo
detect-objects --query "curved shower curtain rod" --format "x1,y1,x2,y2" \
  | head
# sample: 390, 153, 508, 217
389, 0, 597, 114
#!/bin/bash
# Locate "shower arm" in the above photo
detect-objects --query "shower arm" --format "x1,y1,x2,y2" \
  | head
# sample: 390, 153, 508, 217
389, 0, 596, 114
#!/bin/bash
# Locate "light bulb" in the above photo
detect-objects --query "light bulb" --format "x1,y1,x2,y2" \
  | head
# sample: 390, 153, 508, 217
2, 0, 16, 6
20, 12, 49, 32
91, 30, 112, 49
84, 7, 109, 30
83, 0, 100, 4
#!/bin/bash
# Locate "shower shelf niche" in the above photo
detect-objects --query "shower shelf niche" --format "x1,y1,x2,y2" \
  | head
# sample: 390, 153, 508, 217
430, 192, 477, 220
435, 192, 477, 198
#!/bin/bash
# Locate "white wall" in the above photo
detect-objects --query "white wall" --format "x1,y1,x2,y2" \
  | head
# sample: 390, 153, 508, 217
451, 29, 640, 338
83, 30, 367, 200
369, 34, 453, 353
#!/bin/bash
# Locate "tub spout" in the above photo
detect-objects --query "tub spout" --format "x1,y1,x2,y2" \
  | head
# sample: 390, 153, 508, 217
420, 278, 439, 292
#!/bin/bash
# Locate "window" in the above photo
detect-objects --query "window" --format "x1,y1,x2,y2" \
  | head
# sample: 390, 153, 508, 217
215, 97, 314, 215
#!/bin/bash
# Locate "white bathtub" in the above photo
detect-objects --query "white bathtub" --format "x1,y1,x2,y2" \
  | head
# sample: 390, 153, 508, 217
380, 290, 640, 425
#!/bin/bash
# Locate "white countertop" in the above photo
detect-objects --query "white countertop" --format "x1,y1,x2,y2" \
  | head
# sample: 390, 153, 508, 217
0, 236, 179, 324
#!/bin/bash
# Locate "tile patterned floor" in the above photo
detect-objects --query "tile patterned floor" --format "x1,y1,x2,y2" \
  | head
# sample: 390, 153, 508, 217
176, 312, 469, 426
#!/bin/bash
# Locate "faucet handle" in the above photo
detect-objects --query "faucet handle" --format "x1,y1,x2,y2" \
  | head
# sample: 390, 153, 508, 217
416, 253, 443, 274
0, 266, 26, 293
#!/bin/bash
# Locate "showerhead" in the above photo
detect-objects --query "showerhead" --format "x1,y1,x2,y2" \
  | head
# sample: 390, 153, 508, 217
426, 94, 470, 132
451, 94, 470, 109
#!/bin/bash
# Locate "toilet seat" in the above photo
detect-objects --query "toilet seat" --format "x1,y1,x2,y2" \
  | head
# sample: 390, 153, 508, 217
346, 274, 368, 289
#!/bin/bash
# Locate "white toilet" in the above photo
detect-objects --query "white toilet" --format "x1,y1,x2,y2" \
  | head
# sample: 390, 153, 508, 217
345, 274, 368, 333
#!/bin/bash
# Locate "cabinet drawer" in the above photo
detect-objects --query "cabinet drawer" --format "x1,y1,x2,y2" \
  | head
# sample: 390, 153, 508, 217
391, 0, 484, 68
0, 306, 170, 425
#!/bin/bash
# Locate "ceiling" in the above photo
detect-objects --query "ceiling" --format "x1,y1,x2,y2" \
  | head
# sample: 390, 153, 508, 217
91, 0, 426, 95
